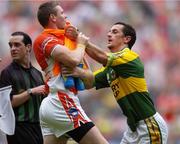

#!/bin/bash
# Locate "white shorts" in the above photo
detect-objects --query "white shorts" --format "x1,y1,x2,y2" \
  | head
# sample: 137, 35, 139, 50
0, 130, 7, 144
120, 112, 168, 144
39, 90, 91, 138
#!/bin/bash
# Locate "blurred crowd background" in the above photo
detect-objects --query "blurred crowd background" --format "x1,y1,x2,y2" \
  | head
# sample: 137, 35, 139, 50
0, 0, 180, 144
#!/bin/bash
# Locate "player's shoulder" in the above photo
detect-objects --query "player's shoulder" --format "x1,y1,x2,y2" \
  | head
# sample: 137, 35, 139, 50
114, 48, 139, 59
34, 32, 48, 44
34, 33, 54, 50
109, 48, 140, 66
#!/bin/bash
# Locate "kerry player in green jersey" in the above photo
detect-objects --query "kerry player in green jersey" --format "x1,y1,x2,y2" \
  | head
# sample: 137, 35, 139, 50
62, 22, 168, 144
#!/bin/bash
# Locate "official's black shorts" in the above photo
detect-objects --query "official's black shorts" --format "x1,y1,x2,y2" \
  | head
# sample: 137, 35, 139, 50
66, 122, 95, 142
7, 122, 43, 144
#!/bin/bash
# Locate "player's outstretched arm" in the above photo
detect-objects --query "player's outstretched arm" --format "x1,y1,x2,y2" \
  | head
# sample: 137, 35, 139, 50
61, 66, 94, 89
86, 42, 108, 66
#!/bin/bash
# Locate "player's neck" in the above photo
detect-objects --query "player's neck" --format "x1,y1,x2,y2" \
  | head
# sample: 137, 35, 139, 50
45, 24, 58, 30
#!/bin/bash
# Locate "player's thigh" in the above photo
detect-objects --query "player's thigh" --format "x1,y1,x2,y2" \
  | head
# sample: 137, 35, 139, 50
79, 126, 108, 144
44, 134, 68, 144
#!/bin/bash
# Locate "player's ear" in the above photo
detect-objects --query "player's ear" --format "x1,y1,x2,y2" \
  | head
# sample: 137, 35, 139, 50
50, 14, 56, 22
124, 36, 131, 44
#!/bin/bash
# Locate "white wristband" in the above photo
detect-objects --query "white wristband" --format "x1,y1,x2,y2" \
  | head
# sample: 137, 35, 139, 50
77, 43, 86, 49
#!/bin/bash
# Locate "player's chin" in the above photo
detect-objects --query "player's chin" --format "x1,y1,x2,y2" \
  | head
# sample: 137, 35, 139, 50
107, 44, 113, 49
107, 45, 116, 52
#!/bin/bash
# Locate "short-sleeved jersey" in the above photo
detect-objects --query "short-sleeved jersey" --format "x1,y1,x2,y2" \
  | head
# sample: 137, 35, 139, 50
34, 29, 68, 93
33, 29, 64, 74
94, 48, 156, 130
33, 29, 88, 94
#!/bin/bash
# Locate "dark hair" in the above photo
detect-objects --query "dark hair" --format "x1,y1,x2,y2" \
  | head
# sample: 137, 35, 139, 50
114, 22, 136, 49
11, 31, 32, 46
37, 1, 60, 27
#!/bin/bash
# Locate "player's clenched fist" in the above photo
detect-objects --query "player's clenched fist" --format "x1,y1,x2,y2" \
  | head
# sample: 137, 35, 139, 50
65, 25, 78, 41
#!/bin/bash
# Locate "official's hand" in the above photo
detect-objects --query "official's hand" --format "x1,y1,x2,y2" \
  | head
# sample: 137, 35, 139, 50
31, 85, 47, 95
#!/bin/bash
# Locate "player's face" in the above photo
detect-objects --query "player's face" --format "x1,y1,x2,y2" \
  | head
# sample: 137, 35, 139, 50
9, 35, 28, 61
54, 5, 66, 29
107, 24, 126, 52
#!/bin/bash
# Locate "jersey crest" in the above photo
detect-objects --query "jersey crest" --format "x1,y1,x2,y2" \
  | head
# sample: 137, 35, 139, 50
106, 68, 117, 84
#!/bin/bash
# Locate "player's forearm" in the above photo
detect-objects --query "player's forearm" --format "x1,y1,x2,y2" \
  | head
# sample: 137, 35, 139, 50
61, 65, 94, 89
70, 43, 86, 65
79, 68, 94, 89
86, 42, 108, 66
52, 44, 85, 68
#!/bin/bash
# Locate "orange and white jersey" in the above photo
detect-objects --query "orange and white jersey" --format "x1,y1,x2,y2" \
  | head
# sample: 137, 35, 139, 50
34, 29, 67, 93
34, 29, 89, 94
33, 29, 91, 137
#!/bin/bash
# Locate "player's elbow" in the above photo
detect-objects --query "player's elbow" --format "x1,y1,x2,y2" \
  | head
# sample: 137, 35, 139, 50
85, 83, 94, 89
71, 57, 82, 66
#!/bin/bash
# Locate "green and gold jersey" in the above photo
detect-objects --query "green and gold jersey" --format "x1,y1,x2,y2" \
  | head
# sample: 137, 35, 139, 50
94, 48, 156, 130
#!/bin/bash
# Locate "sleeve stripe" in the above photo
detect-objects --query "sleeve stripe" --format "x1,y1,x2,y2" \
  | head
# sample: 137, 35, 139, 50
50, 44, 61, 56
42, 38, 58, 54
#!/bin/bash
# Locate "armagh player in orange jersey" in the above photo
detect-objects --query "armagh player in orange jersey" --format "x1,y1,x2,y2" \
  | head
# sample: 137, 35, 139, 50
33, 1, 108, 144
